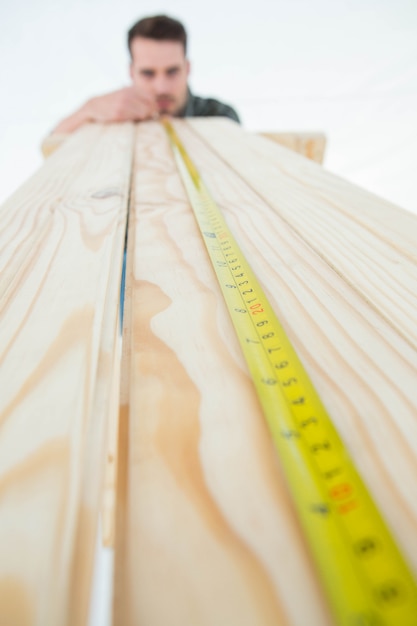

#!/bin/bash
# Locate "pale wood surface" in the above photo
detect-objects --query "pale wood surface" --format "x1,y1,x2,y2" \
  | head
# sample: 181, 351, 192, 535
114, 118, 417, 626
0, 123, 133, 625
177, 119, 417, 559
3, 118, 417, 626
41, 130, 326, 164
187, 118, 417, 350
114, 120, 333, 626
258, 131, 326, 163
41, 133, 69, 158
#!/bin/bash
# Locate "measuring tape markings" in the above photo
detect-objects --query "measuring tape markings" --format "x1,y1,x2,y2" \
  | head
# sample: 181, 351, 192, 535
164, 120, 417, 626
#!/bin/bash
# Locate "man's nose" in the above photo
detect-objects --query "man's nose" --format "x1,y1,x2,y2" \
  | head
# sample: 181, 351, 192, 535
153, 74, 171, 94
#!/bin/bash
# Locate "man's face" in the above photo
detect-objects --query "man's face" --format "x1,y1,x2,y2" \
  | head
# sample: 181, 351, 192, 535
130, 37, 190, 116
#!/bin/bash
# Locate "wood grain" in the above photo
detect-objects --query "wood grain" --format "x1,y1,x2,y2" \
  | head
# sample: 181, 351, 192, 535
3, 117, 417, 625
114, 121, 334, 626
41, 133, 69, 159
187, 118, 417, 350
115, 118, 417, 626
173, 119, 417, 562
0, 123, 133, 626
258, 131, 326, 163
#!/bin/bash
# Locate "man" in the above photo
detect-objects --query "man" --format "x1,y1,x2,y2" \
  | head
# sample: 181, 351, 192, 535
53, 14, 240, 134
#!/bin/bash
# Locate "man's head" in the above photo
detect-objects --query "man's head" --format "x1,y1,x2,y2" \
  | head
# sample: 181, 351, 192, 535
128, 15, 190, 116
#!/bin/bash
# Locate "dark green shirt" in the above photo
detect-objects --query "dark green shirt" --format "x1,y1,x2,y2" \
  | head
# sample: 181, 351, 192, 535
180, 88, 240, 124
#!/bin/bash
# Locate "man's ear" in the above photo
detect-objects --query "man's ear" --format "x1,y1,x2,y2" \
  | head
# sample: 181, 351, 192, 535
129, 63, 134, 81
186, 59, 191, 77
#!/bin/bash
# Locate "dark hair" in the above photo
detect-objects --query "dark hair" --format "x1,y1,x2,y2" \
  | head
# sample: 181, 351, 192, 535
127, 15, 187, 57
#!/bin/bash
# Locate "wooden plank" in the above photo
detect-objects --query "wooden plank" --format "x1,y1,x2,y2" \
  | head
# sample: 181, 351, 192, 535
258, 132, 326, 163
189, 119, 417, 262
114, 120, 334, 626
172, 118, 417, 569
41, 131, 327, 164
186, 118, 417, 350
115, 118, 417, 625
0, 126, 103, 304
41, 133, 70, 158
7, 116, 417, 623
0, 123, 134, 625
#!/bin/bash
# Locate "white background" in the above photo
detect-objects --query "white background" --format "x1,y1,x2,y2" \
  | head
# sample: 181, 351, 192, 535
1, 0, 416, 213
1, 2, 416, 624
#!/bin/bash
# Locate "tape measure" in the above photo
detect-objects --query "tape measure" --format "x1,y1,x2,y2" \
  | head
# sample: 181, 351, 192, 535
164, 120, 417, 626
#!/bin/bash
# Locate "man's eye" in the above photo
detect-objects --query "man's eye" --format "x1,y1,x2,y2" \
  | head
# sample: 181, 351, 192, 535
140, 71, 154, 78
167, 68, 179, 76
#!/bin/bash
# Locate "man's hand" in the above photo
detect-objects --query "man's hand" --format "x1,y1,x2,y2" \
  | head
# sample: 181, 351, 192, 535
53, 87, 158, 133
